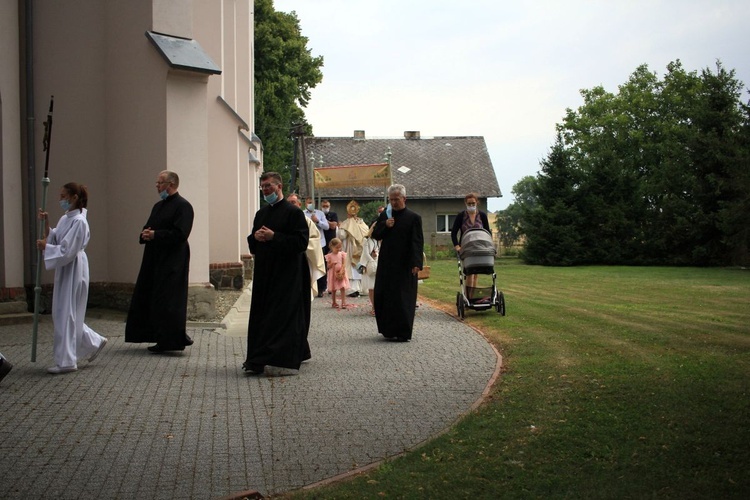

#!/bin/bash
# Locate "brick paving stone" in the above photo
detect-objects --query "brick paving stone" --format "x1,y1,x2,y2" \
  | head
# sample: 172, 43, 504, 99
0, 290, 499, 498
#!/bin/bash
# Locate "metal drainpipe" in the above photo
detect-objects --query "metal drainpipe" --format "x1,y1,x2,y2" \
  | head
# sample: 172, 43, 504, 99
24, 0, 38, 286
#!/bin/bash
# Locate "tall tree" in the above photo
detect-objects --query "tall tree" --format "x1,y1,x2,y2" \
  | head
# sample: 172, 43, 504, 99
254, 0, 323, 186
687, 62, 748, 264
495, 176, 537, 250
522, 60, 750, 266
521, 134, 585, 265
720, 99, 750, 266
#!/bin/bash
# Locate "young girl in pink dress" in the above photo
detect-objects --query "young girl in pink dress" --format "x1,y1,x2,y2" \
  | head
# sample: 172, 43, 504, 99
325, 238, 350, 308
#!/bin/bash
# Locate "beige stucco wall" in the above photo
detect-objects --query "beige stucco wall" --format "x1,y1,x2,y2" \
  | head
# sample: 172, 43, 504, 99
153, 0, 193, 38
166, 70, 211, 283
1, 0, 256, 300
104, 1, 168, 284
0, 0, 24, 288
32, 1, 112, 285
196, 0, 257, 263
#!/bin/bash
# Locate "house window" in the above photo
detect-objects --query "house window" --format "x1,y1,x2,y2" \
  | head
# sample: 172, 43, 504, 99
436, 214, 457, 233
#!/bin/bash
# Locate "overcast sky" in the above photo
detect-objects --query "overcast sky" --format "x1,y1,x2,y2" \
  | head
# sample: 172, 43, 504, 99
272, 0, 750, 211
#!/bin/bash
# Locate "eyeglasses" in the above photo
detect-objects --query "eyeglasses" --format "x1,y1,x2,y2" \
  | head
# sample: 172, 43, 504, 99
260, 183, 278, 190
156, 181, 171, 185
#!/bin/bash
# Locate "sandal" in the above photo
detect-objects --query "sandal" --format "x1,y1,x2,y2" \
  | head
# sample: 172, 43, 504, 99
332, 303, 339, 308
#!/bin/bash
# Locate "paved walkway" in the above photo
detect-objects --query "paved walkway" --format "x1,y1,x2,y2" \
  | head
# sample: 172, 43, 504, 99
0, 286, 500, 499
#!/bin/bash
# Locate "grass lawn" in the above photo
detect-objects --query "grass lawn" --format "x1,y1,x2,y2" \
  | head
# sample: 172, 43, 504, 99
288, 260, 750, 499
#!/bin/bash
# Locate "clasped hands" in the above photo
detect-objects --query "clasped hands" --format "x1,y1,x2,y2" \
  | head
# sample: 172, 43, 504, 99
141, 227, 155, 241
254, 225, 275, 242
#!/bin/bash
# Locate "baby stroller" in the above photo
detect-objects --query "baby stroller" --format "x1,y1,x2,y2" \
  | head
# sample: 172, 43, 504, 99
456, 228, 505, 319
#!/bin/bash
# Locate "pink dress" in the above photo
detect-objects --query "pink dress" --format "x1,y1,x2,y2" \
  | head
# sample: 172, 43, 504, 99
326, 251, 350, 292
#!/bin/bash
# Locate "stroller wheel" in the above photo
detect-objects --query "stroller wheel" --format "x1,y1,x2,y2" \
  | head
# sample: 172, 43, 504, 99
496, 291, 506, 316
456, 292, 465, 319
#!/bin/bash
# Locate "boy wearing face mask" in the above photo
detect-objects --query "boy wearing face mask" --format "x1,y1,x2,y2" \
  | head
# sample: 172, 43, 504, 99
303, 198, 330, 250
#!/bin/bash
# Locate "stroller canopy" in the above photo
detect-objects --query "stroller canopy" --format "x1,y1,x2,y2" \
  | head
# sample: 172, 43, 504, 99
459, 228, 496, 259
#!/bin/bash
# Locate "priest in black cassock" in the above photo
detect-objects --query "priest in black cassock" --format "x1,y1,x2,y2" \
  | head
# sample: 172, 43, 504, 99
243, 172, 310, 375
372, 184, 424, 342
125, 170, 194, 352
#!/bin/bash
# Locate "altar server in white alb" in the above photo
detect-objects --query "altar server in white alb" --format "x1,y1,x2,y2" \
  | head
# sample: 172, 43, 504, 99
37, 182, 107, 374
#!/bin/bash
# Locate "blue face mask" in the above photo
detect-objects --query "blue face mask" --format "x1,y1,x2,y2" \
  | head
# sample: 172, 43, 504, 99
264, 191, 278, 204
60, 199, 71, 211
160, 190, 169, 200
386, 203, 393, 218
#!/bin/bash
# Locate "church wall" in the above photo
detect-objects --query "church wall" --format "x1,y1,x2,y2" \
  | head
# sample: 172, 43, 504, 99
0, 0, 24, 289
1, 0, 256, 318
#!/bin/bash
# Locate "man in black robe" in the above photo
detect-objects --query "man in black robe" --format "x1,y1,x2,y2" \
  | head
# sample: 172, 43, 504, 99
286, 193, 323, 362
372, 184, 424, 342
125, 170, 194, 352
243, 172, 310, 375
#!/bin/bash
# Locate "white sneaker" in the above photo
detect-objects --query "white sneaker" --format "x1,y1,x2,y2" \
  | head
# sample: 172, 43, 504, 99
47, 365, 78, 374
88, 338, 108, 362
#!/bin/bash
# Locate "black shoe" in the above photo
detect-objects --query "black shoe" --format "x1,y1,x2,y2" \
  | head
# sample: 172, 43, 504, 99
242, 362, 264, 374
347, 291, 360, 298
0, 359, 12, 383
185, 335, 194, 346
385, 336, 410, 342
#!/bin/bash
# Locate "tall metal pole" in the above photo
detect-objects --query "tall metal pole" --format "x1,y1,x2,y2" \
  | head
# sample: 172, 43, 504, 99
31, 96, 54, 362
316, 155, 323, 206
300, 136, 310, 198
384, 147, 393, 204
309, 151, 315, 202
290, 124, 302, 193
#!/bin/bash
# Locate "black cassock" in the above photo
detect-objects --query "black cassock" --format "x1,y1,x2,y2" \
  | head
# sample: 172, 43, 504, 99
372, 207, 424, 340
125, 192, 194, 349
246, 199, 310, 369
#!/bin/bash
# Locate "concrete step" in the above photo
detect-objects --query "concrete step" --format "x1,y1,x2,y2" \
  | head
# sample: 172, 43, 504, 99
0, 302, 33, 326
0, 312, 34, 326
0, 301, 28, 315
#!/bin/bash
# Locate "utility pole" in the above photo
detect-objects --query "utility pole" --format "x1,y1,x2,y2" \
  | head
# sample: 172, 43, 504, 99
290, 124, 305, 193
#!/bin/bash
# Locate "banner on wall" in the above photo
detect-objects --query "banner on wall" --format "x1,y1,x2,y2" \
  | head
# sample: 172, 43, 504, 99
313, 163, 391, 189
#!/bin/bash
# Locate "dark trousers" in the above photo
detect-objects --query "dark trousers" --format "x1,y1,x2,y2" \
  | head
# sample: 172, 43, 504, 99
318, 245, 330, 294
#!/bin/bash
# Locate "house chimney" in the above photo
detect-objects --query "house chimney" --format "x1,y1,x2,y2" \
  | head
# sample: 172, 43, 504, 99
353, 130, 365, 140
404, 131, 420, 140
